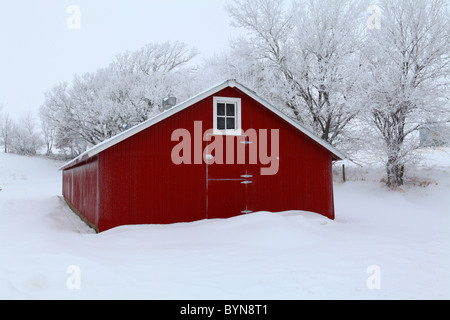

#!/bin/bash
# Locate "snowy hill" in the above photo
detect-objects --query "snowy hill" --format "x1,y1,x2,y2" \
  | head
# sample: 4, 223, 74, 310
0, 150, 449, 299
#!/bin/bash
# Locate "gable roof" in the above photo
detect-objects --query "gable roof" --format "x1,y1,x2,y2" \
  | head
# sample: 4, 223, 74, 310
60, 79, 345, 170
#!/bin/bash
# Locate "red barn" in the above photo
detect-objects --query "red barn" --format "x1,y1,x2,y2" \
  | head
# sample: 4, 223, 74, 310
60, 80, 344, 232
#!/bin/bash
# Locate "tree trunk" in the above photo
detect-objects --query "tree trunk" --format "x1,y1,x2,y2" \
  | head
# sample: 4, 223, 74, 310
386, 156, 404, 188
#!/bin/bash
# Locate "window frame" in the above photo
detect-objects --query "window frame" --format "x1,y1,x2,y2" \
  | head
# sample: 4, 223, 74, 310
213, 96, 242, 135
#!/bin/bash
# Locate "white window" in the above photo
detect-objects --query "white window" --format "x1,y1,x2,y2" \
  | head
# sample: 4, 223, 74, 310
213, 97, 242, 135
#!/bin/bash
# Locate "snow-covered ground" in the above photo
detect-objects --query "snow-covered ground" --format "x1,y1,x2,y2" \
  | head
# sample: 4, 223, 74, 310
0, 149, 449, 300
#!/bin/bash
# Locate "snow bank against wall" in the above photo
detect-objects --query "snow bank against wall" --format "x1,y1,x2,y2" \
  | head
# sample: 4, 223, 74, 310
0, 150, 449, 299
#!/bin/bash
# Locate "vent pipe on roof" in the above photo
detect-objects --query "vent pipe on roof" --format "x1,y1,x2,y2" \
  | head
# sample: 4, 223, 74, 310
162, 96, 177, 111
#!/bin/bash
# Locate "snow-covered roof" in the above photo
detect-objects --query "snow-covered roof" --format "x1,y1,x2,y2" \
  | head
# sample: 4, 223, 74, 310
60, 79, 345, 170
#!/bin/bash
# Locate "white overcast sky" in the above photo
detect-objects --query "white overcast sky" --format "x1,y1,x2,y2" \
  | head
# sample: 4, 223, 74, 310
0, 0, 237, 118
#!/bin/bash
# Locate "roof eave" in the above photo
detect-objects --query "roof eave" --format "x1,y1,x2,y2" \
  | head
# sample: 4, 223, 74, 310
59, 79, 346, 170
59, 80, 233, 171
232, 82, 346, 161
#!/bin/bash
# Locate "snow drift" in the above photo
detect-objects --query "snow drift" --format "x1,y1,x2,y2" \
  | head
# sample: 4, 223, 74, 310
0, 150, 449, 299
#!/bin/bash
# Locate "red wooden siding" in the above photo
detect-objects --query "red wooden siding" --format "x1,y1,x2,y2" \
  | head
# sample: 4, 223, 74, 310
62, 157, 99, 229
208, 87, 335, 220
97, 93, 212, 231
62, 85, 337, 232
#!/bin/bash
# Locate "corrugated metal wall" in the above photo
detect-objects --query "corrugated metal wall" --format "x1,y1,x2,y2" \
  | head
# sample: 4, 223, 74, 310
64, 86, 335, 232
62, 157, 99, 229
209, 88, 335, 220
97, 93, 213, 231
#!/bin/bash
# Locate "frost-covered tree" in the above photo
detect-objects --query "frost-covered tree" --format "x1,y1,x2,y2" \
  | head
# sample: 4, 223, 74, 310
0, 109, 14, 153
41, 41, 198, 154
363, 0, 450, 188
40, 82, 85, 157
226, 0, 368, 146
2, 108, 44, 156
39, 105, 56, 156
199, 44, 276, 100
